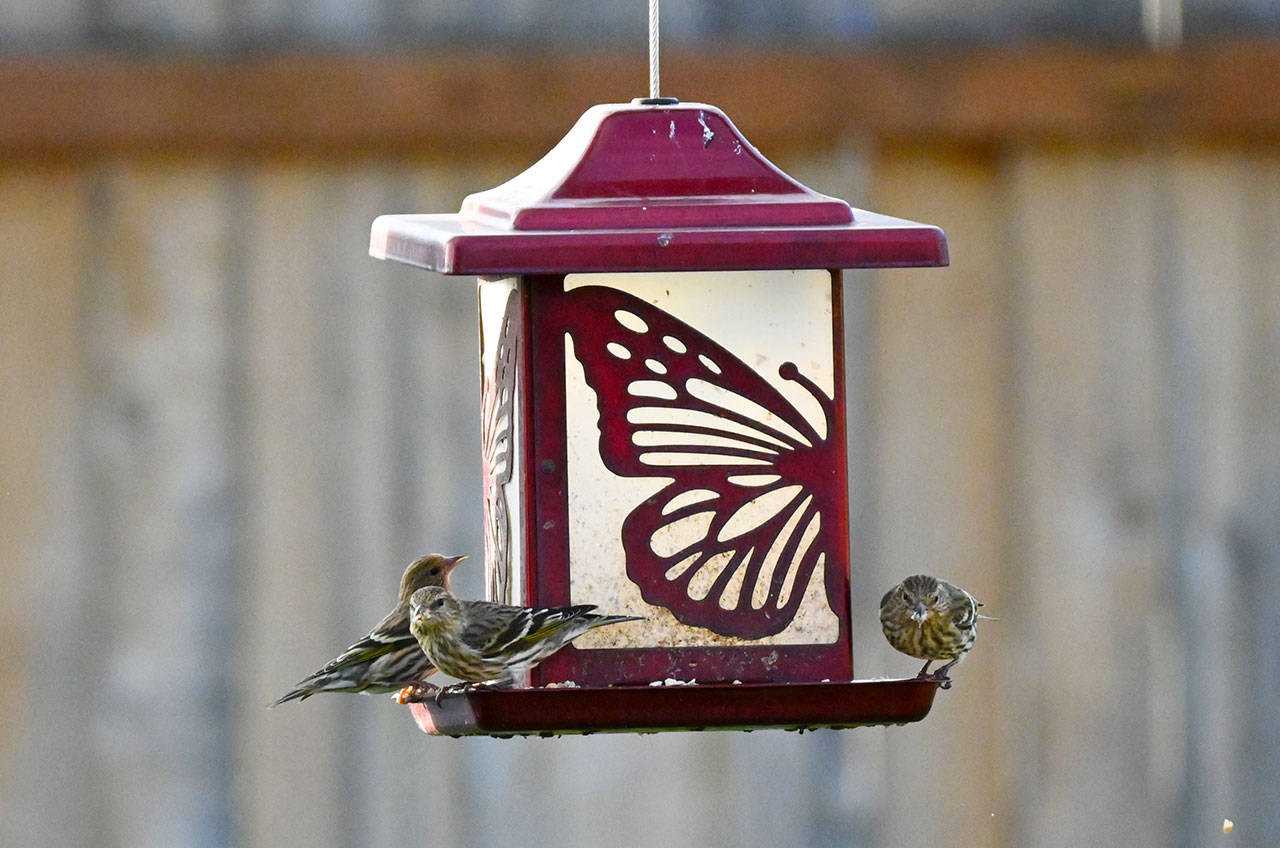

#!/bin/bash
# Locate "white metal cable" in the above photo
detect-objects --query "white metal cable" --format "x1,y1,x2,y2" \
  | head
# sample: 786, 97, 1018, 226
648, 0, 660, 99
1141, 0, 1183, 48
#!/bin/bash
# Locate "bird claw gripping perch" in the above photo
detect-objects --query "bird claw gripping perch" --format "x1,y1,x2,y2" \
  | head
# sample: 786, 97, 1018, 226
431, 680, 512, 704
395, 683, 440, 704
434, 682, 481, 704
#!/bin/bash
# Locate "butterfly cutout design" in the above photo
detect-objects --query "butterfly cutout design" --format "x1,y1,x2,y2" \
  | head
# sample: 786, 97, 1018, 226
482, 288, 518, 603
565, 285, 840, 640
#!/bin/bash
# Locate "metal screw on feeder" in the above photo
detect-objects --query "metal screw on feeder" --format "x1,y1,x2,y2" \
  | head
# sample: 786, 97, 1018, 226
369, 0, 950, 737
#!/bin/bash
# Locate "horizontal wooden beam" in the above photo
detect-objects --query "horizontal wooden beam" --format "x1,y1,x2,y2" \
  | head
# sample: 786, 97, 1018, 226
4, 41, 1280, 160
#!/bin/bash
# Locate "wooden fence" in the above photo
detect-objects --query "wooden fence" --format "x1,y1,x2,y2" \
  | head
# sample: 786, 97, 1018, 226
2, 44, 1279, 848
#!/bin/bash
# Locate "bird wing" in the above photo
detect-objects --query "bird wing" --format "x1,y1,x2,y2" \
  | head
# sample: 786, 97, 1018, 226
522, 606, 601, 643
944, 586, 983, 627
301, 605, 412, 677
461, 602, 598, 659
363, 643, 437, 688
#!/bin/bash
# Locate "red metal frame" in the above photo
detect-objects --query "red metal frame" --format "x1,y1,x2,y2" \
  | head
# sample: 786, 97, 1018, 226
526, 274, 853, 687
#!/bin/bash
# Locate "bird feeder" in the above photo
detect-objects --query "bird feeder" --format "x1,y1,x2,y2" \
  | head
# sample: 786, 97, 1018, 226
370, 98, 948, 736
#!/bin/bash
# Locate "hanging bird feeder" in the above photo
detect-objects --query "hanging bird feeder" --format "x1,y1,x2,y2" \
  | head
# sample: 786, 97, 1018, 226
369, 17, 948, 735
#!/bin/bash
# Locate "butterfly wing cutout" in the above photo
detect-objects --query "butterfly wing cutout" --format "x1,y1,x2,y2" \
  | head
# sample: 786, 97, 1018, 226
482, 289, 518, 603
565, 285, 839, 639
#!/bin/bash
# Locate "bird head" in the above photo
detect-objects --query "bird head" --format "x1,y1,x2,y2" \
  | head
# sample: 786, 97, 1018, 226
409, 585, 461, 638
399, 553, 468, 601
896, 574, 944, 628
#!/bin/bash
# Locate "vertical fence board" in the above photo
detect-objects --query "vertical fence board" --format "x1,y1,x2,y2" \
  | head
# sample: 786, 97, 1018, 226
102, 163, 241, 848
0, 167, 85, 843
0, 0, 83, 42
1235, 153, 1280, 844
1005, 152, 1181, 848
1162, 152, 1253, 843
3, 139, 1280, 848
236, 164, 355, 848
0, 168, 79, 758
858, 151, 1010, 848
8, 162, 245, 848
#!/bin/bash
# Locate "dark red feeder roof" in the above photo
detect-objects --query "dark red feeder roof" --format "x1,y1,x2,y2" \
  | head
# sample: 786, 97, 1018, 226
370, 100, 948, 275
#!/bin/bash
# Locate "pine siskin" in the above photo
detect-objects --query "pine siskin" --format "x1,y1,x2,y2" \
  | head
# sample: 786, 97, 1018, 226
880, 574, 995, 689
270, 553, 467, 706
407, 586, 641, 698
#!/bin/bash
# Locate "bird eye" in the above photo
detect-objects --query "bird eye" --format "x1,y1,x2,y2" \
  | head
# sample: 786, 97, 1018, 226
429, 567, 440, 575
431, 598, 445, 610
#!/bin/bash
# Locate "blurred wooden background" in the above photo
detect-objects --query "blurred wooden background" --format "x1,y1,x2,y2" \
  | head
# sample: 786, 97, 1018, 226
3, 2, 1280, 847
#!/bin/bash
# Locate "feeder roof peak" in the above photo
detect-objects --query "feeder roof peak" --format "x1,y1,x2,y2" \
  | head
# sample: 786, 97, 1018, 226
459, 101, 854, 232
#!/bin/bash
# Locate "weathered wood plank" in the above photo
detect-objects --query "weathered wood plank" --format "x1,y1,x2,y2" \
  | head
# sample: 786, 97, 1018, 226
1161, 152, 1250, 842
86, 162, 244, 848
1004, 151, 1184, 847
101, 0, 229, 42
0, 0, 83, 42
1234, 152, 1280, 846
4, 124, 1280, 848
2, 162, 244, 847
236, 163, 358, 848
4, 42, 1280, 161
347, 162, 488, 848
855, 151, 1009, 848
0, 167, 85, 843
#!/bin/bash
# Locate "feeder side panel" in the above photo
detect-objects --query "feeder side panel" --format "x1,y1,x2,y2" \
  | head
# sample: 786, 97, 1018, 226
528, 271, 853, 687
478, 278, 524, 605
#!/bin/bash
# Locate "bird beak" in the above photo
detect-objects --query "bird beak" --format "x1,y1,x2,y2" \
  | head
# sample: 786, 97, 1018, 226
911, 603, 928, 626
445, 555, 468, 573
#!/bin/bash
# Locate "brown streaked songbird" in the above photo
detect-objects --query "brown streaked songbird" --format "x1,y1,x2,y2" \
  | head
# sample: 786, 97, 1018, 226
880, 574, 995, 689
406, 586, 641, 701
270, 553, 467, 706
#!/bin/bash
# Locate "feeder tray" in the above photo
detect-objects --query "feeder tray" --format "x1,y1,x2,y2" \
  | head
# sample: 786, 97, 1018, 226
371, 99, 949, 736
408, 680, 941, 737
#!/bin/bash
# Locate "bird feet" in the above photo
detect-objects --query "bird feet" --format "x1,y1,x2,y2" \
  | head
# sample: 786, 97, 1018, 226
433, 682, 473, 704
408, 681, 512, 705
912, 668, 954, 689
434, 682, 504, 703
395, 683, 440, 704
933, 657, 963, 689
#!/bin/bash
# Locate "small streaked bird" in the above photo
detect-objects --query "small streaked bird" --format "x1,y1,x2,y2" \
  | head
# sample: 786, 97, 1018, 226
270, 553, 467, 706
407, 586, 641, 699
880, 574, 995, 689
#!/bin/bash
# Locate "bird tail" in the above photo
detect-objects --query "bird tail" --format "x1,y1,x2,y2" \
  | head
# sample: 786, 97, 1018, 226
268, 688, 310, 708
